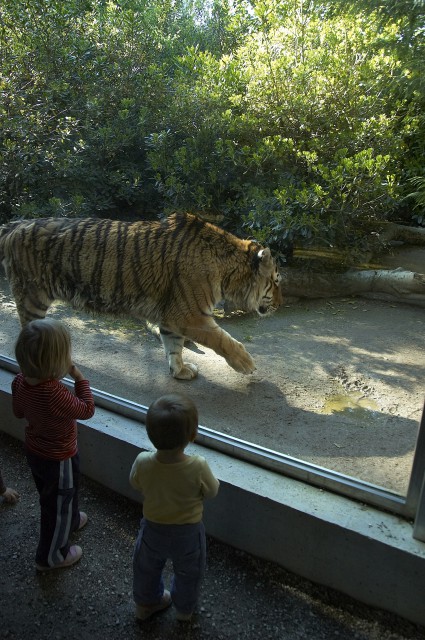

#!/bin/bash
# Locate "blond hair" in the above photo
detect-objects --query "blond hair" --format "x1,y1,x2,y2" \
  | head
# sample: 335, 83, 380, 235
146, 394, 198, 450
15, 319, 72, 380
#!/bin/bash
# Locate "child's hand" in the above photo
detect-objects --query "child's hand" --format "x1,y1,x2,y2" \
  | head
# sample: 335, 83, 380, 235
68, 363, 85, 382
1, 487, 20, 504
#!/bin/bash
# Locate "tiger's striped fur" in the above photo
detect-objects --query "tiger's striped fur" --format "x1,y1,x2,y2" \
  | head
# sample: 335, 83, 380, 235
0, 213, 282, 379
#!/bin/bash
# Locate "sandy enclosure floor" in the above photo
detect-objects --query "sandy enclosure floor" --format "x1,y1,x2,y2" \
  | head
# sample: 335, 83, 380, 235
0, 274, 424, 495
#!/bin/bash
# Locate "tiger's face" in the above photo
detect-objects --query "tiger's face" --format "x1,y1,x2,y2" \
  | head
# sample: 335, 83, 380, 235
257, 263, 282, 316
239, 246, 283, 316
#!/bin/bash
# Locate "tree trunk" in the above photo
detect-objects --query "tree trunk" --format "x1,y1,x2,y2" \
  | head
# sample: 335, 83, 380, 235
281, 268, 425, 307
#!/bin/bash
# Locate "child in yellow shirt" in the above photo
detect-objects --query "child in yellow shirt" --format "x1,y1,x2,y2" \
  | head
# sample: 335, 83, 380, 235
130, 393, 219, 622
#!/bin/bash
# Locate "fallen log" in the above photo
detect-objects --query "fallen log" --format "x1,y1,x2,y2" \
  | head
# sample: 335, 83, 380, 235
281, 268, 425, 307
379, 223, 425, 246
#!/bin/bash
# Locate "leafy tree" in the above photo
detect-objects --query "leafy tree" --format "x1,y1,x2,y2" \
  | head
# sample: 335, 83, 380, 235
0, 0, 198, 219
149, 1, 421, 257
0, 0, 423, 261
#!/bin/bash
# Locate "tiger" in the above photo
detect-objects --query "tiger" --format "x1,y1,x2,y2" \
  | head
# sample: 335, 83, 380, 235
0, 212, 282, 380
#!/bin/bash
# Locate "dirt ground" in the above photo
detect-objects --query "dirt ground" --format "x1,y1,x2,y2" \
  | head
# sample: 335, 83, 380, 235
0, 262, 424, 496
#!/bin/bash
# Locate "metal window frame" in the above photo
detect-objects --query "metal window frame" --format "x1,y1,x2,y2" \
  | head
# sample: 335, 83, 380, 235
1, 354, 424, 539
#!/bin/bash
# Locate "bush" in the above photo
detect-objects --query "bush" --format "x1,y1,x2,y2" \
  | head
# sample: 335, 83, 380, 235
0, 0, 423, 261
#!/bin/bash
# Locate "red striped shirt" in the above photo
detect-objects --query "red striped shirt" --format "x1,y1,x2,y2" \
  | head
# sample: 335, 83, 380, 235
12, 373, 95, 460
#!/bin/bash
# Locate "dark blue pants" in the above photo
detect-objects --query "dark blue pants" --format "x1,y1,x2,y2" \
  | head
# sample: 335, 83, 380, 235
133, 518, 206, 614
26, 450, 81, 567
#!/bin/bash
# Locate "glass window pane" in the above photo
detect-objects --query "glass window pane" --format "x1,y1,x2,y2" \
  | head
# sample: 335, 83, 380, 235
1, 276, 423, 498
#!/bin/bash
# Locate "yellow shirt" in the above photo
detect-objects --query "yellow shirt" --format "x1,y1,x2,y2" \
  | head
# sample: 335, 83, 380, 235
129, 451, 220, 524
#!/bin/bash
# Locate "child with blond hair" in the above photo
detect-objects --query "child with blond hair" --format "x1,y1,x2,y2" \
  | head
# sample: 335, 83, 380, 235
12, 318, 95, 571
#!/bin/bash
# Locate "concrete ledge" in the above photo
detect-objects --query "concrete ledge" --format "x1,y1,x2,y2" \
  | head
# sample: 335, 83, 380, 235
1, 369, 424, 626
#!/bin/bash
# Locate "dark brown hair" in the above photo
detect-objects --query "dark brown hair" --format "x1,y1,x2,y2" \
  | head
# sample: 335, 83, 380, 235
146, 393, 198, 450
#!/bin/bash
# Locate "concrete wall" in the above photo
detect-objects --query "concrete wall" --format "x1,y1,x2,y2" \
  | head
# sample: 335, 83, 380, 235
1, 368, 425, 627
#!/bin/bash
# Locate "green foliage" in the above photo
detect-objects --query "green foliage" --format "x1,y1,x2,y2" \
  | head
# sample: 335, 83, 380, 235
405, 176, 425, 226
0, 0, 423, 260
146, 3, 419, 257
0, 0, 189, 220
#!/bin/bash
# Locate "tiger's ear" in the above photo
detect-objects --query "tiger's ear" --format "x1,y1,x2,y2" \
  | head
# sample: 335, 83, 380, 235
258, 247, 271, 260
257, 247, 272, 269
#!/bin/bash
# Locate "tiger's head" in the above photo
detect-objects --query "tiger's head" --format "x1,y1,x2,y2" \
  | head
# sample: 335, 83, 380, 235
223, 245, 283, 316
254, 248, 283, 316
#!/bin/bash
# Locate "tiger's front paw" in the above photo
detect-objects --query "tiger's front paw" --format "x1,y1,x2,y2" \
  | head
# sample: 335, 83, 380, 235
172, 362, 199, 380
226, 344, 256, 375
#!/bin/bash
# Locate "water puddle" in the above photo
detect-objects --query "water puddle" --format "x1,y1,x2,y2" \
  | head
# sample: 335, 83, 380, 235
321, 392, 380, 421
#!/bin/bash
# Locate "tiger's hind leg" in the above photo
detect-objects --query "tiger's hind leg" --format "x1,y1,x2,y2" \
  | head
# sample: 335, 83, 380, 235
159, 328, 198, 380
